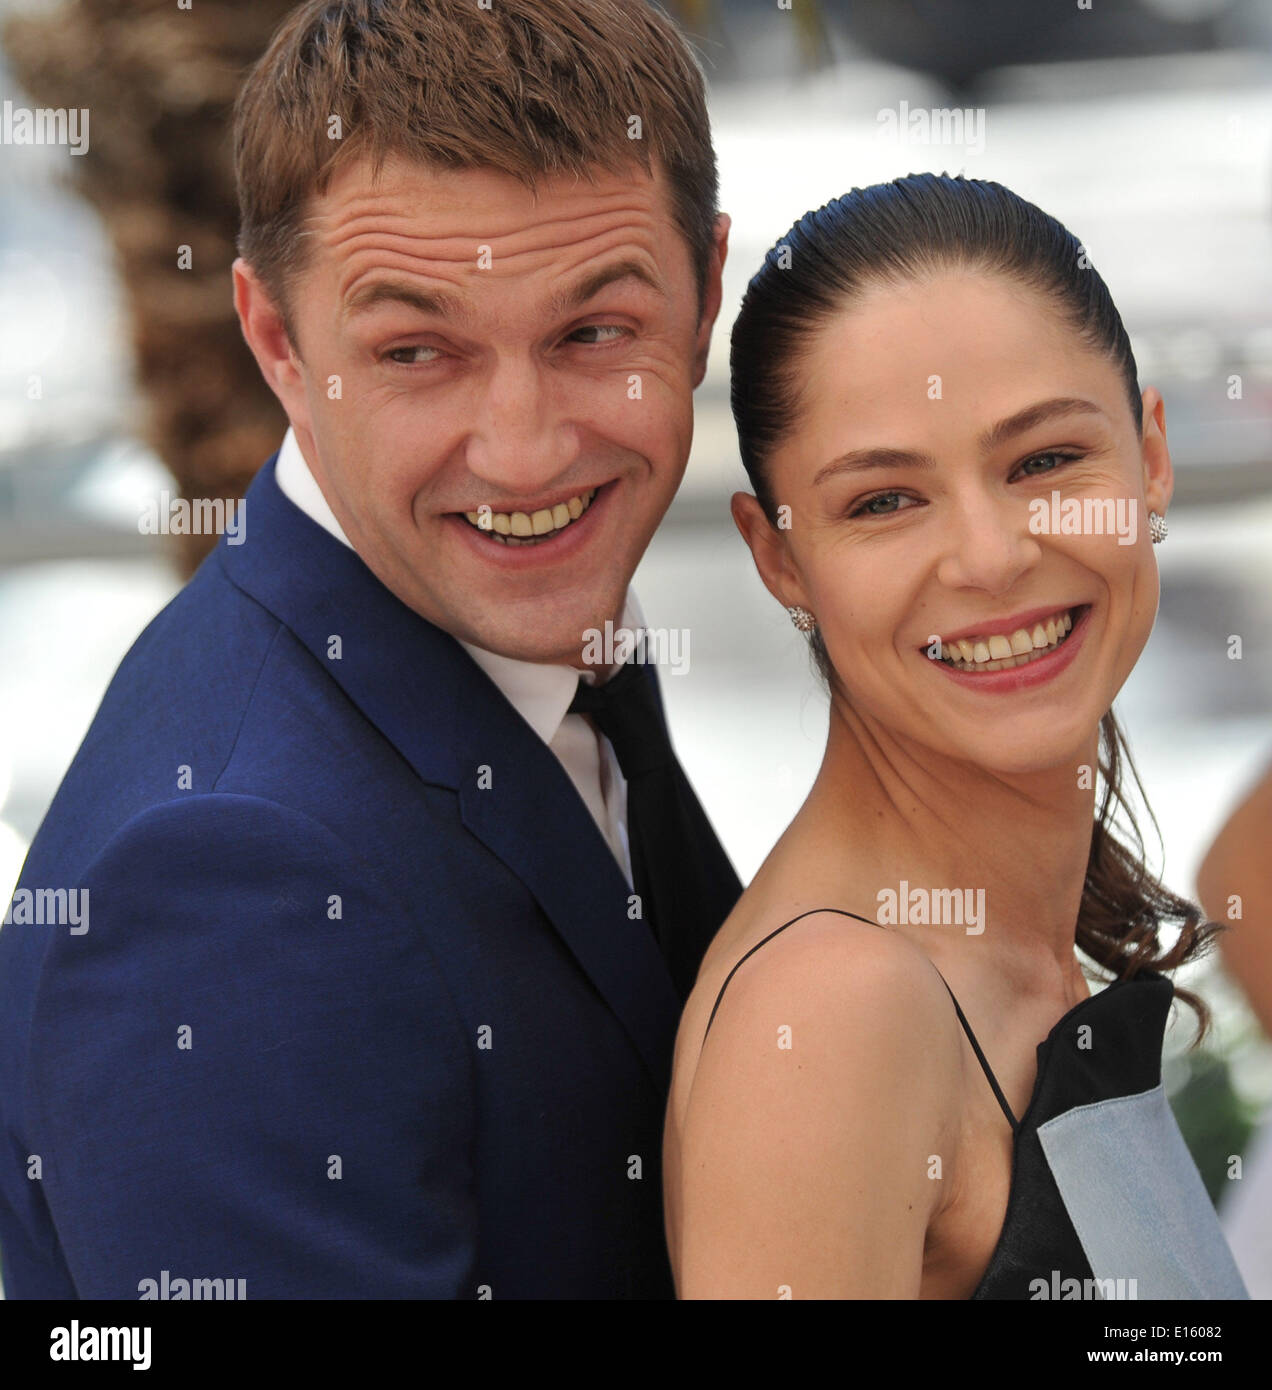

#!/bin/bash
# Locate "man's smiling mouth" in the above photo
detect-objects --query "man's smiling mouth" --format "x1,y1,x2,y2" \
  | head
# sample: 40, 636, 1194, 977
460, 488, 598, 547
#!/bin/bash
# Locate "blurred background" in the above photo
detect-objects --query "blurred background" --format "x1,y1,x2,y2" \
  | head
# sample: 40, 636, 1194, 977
0, 0, 1268, 1291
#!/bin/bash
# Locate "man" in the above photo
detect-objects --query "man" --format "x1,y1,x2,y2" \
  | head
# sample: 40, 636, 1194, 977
0, 0, 739, 1299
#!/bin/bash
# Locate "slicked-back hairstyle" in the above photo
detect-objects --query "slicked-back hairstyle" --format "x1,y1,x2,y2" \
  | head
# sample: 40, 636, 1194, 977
233, 0, 719, 343
732, 172, 1142, 522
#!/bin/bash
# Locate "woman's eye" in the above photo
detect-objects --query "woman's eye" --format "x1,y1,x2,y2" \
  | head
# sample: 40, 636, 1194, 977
851, 491, 915, 518
385, 345, 443, 366
1016, 451, 1078, 478
569, 324, 628, 345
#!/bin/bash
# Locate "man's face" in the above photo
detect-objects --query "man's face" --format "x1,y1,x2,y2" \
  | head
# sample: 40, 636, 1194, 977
235, 154, 728, 664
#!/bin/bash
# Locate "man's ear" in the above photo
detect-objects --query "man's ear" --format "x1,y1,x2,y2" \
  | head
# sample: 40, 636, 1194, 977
731, 490, 811, 615
1140, 386, 1174, 520
691, 212, 731, 388
232, 258, 311, 429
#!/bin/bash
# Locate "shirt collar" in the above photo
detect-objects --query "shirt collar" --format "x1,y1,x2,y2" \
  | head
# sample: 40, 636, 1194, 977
271, 425, 645, 744
274, 425, 351, 548
460, 589, 646, 746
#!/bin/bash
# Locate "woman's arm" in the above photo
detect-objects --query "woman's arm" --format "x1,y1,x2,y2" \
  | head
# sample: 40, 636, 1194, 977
673, 917, 961, 1299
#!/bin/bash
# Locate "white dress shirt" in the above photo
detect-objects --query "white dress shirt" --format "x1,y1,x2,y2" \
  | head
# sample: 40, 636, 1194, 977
274, 427, 634, 884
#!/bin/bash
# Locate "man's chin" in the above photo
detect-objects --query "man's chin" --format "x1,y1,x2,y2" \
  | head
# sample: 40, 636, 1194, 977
423, 566, 637, 664
452, 613, 620, 668
465, 637, 587, 666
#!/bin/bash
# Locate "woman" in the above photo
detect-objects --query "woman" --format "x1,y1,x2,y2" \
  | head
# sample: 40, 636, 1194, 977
664, 173, 1248, 1300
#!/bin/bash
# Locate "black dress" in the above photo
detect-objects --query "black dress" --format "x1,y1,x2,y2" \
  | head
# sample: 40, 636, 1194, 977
701, 909, 1249, 1300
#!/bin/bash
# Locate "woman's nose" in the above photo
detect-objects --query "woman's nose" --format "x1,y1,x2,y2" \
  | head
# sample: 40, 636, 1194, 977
935, 497, 1043, 595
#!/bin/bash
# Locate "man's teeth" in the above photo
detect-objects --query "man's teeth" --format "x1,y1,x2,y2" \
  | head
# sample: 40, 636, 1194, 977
463, 489, 597, 545
939, 609, 1076, 672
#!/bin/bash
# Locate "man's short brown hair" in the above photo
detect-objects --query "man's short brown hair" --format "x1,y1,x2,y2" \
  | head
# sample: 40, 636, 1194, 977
233, 0, 719, 344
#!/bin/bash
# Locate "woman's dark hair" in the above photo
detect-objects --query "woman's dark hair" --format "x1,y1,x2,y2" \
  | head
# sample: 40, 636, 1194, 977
730, 172, 1220, 1038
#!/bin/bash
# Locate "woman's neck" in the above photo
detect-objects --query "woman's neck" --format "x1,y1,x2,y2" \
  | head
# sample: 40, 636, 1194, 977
800, 697, 1100, 979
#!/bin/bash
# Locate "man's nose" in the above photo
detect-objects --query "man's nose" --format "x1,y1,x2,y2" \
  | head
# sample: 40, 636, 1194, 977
464, 357, 572, 496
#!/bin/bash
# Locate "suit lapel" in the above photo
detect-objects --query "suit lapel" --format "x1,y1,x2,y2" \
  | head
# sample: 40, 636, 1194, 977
219, 455, 682, 1092
458, 752, 681, 1092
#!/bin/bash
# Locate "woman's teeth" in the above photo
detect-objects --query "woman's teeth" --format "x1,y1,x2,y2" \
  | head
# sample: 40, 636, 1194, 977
463, 489, 597, 546
938, 609, 1076, 672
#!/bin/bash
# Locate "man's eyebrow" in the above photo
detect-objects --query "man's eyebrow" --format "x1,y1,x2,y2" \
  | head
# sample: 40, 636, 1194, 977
550, 261, 666, 317
341, 261, 663, 325
341, 280, 472, 324
812, 397, 1109, 487
978, 397, 1107, 453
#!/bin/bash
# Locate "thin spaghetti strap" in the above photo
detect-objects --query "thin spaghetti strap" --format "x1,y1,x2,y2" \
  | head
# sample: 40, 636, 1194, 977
934, 974, 1020, 1135
700, 908, 888, 1046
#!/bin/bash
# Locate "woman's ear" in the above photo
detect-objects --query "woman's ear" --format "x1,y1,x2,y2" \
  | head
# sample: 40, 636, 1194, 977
1139, 387, 1174, 519
731, 492, 812, 613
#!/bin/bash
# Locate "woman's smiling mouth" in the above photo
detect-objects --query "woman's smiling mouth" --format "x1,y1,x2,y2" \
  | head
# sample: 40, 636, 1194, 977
925, 604, 1093, 688
936, 605, 1080, 672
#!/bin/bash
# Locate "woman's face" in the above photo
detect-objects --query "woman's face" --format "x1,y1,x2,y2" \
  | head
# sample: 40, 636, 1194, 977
737, 271, 1173, 776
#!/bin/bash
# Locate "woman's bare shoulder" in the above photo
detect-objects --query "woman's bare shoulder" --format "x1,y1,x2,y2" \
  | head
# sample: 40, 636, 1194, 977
673, 896, 964, 1120
667, 899, 966, 1297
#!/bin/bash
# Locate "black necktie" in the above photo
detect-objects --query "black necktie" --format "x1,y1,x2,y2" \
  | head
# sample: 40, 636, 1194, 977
569, 661, 741, 1000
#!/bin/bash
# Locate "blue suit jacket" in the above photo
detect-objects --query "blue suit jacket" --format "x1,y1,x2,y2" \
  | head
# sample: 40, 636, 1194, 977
0, 456, 741, 1299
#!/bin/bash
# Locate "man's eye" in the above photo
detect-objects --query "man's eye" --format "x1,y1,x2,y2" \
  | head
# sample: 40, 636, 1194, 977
385, 345, 443, 365
569, 324, 628, 345
850, 491, 916, 518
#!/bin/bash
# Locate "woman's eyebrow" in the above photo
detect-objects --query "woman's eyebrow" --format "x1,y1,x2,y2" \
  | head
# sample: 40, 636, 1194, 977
813, 397, 1108, 487
978, 396, 1106, 453
813, 447, 935, 486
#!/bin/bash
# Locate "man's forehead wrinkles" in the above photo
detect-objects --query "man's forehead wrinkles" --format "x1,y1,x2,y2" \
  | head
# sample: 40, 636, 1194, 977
329, 219, 665, 309
324, 226, 485, 263
338, 240, 657, 282
334, 215, 665, 297
319, 205, 661, 258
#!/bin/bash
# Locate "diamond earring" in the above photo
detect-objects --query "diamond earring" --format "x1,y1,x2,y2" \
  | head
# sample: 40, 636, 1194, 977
1149, 511, 1168, 544
788, 606, 816, 633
